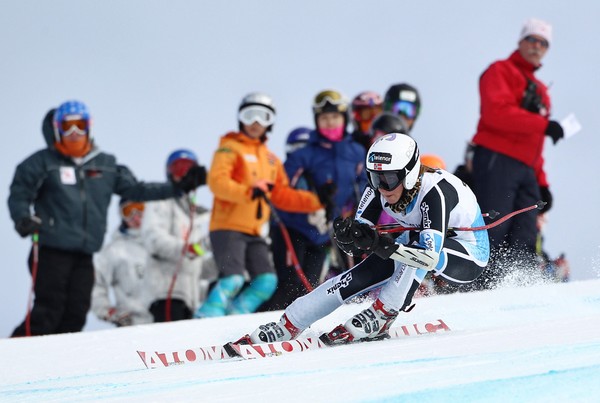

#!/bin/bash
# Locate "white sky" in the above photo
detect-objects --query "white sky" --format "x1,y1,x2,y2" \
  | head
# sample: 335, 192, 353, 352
1, 280, 599, 401
1, 1, 600, 337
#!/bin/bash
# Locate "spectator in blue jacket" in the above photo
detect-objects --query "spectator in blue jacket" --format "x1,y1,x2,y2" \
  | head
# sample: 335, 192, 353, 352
264, 90, 367, 310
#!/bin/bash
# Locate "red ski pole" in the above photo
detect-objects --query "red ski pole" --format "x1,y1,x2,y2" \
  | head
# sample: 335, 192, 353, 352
25, 231, 40, 337
375, 201, 545, 235
165, 192, 196, 322
262, 194, 314, 292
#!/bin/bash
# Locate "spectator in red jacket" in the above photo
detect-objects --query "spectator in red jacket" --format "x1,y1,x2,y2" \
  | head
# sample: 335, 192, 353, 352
469, 18, 564, 289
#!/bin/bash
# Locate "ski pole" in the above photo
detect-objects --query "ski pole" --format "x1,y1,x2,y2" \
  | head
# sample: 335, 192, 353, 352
376, 201, 545, 235
165, 191, 196, 322
261, 193, 314, 292
25, 231, 40, 337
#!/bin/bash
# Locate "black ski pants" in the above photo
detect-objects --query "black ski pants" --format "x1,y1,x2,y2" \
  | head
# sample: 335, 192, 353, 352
469, 146, 540, 288
12, 246, 94, 337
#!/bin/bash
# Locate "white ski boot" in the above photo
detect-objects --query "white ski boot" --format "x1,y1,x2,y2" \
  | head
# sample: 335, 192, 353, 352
249, 313, 301, 343
345, 298, 399, 340
321, 299, 399, 345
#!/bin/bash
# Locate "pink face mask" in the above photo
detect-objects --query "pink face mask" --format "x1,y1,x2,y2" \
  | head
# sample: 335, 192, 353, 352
319, 125, 344, 142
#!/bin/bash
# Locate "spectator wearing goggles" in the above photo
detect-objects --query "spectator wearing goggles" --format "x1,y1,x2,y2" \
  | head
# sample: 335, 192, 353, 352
350, 91, 384, 151
7, 101, 204, 337
91, 199, 154, 328
262, 89, 368, 311
383, 83, 421, 133
197, 92, 324, 318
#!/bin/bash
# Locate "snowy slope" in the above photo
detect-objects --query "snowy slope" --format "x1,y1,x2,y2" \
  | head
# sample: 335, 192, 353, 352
1, 280, 600, 403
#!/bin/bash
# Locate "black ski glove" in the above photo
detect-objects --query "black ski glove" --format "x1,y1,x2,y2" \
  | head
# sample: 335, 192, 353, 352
333, 217, 360, 256
175, 165, 207, 193
545, 121, 564, 145
316, 182, 337, 221
15, 216, 42, 238
251, 182, 275, 200
539, 186, 553, 213
350, 221, 398, 260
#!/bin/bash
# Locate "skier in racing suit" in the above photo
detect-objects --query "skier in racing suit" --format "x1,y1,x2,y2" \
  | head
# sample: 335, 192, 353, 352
245, 133, 490, 344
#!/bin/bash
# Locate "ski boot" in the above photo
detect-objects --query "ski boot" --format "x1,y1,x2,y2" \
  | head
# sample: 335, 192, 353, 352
224, 313, 301, 357
250, 313, 301, 343
320, 299, 399, 345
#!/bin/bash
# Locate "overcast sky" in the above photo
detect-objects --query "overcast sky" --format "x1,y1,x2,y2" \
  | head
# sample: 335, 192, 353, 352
1, 1, 599, 336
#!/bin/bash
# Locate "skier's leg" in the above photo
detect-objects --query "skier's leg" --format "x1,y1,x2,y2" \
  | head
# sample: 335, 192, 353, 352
341, 236, 489, 341
250, 253, 395, 342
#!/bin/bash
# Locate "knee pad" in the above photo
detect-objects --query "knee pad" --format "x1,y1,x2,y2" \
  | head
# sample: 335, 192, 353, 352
228, 273, 277, 315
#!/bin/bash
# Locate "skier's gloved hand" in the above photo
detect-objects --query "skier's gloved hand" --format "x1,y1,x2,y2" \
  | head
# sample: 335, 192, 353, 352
350, 222, 398, 260
333, 217, 353, 244
105, 308, 133, 327
333, 217, 360, 256
186, 243, 205, 258
545, 121, 564, 145
539, 186, 553, 213
175, 165, 207, 193
316, 182, 337, 221
251, 179, 274, 200
15, 216, 42, 238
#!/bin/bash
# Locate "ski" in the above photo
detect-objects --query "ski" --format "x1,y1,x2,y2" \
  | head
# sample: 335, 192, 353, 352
136, 318, 450, 369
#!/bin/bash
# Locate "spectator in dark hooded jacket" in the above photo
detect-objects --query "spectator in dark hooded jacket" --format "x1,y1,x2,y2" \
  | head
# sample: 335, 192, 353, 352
7, 101, 206, 336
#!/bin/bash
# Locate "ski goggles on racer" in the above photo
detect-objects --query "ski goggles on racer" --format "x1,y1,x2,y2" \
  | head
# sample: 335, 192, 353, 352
313, 91, 349, 114
391, 100, 417, 120
120, 201, 145, 219
238, 105, 276, 127
367, 169, 407, 191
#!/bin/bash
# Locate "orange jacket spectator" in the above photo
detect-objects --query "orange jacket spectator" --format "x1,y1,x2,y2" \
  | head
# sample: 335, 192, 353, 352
208, 131, 321, 236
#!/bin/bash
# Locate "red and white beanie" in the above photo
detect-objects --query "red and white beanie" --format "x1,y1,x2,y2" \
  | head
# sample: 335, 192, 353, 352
519, 18, 552, 45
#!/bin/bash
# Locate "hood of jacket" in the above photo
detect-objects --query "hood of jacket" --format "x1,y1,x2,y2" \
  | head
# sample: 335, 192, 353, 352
42, 108, 57, 148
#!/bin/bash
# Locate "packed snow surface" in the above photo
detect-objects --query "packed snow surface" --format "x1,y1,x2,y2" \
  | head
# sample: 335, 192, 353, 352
1, 280, 600, 402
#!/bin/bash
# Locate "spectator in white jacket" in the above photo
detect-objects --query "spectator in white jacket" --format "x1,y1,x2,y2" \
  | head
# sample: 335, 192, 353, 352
141, 149, 213, 322
91, 199, 153, 327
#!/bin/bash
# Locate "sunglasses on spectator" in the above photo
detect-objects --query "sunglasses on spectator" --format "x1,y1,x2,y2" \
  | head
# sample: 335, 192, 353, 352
238, 105, 276, 127
524, 36, 549, 48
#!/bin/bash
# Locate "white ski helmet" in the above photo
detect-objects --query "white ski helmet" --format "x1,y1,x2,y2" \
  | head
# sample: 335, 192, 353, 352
366, 133, 421, 191
238, 92, 276, 132
239, 92, 276, 113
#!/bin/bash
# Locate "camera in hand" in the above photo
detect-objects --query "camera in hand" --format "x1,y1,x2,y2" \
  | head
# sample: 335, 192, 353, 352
521, 79, 548, 117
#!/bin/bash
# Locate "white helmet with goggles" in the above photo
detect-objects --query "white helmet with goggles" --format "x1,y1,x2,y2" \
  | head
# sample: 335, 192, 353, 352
365, 133, 421, 191
238, 92, 276, 130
